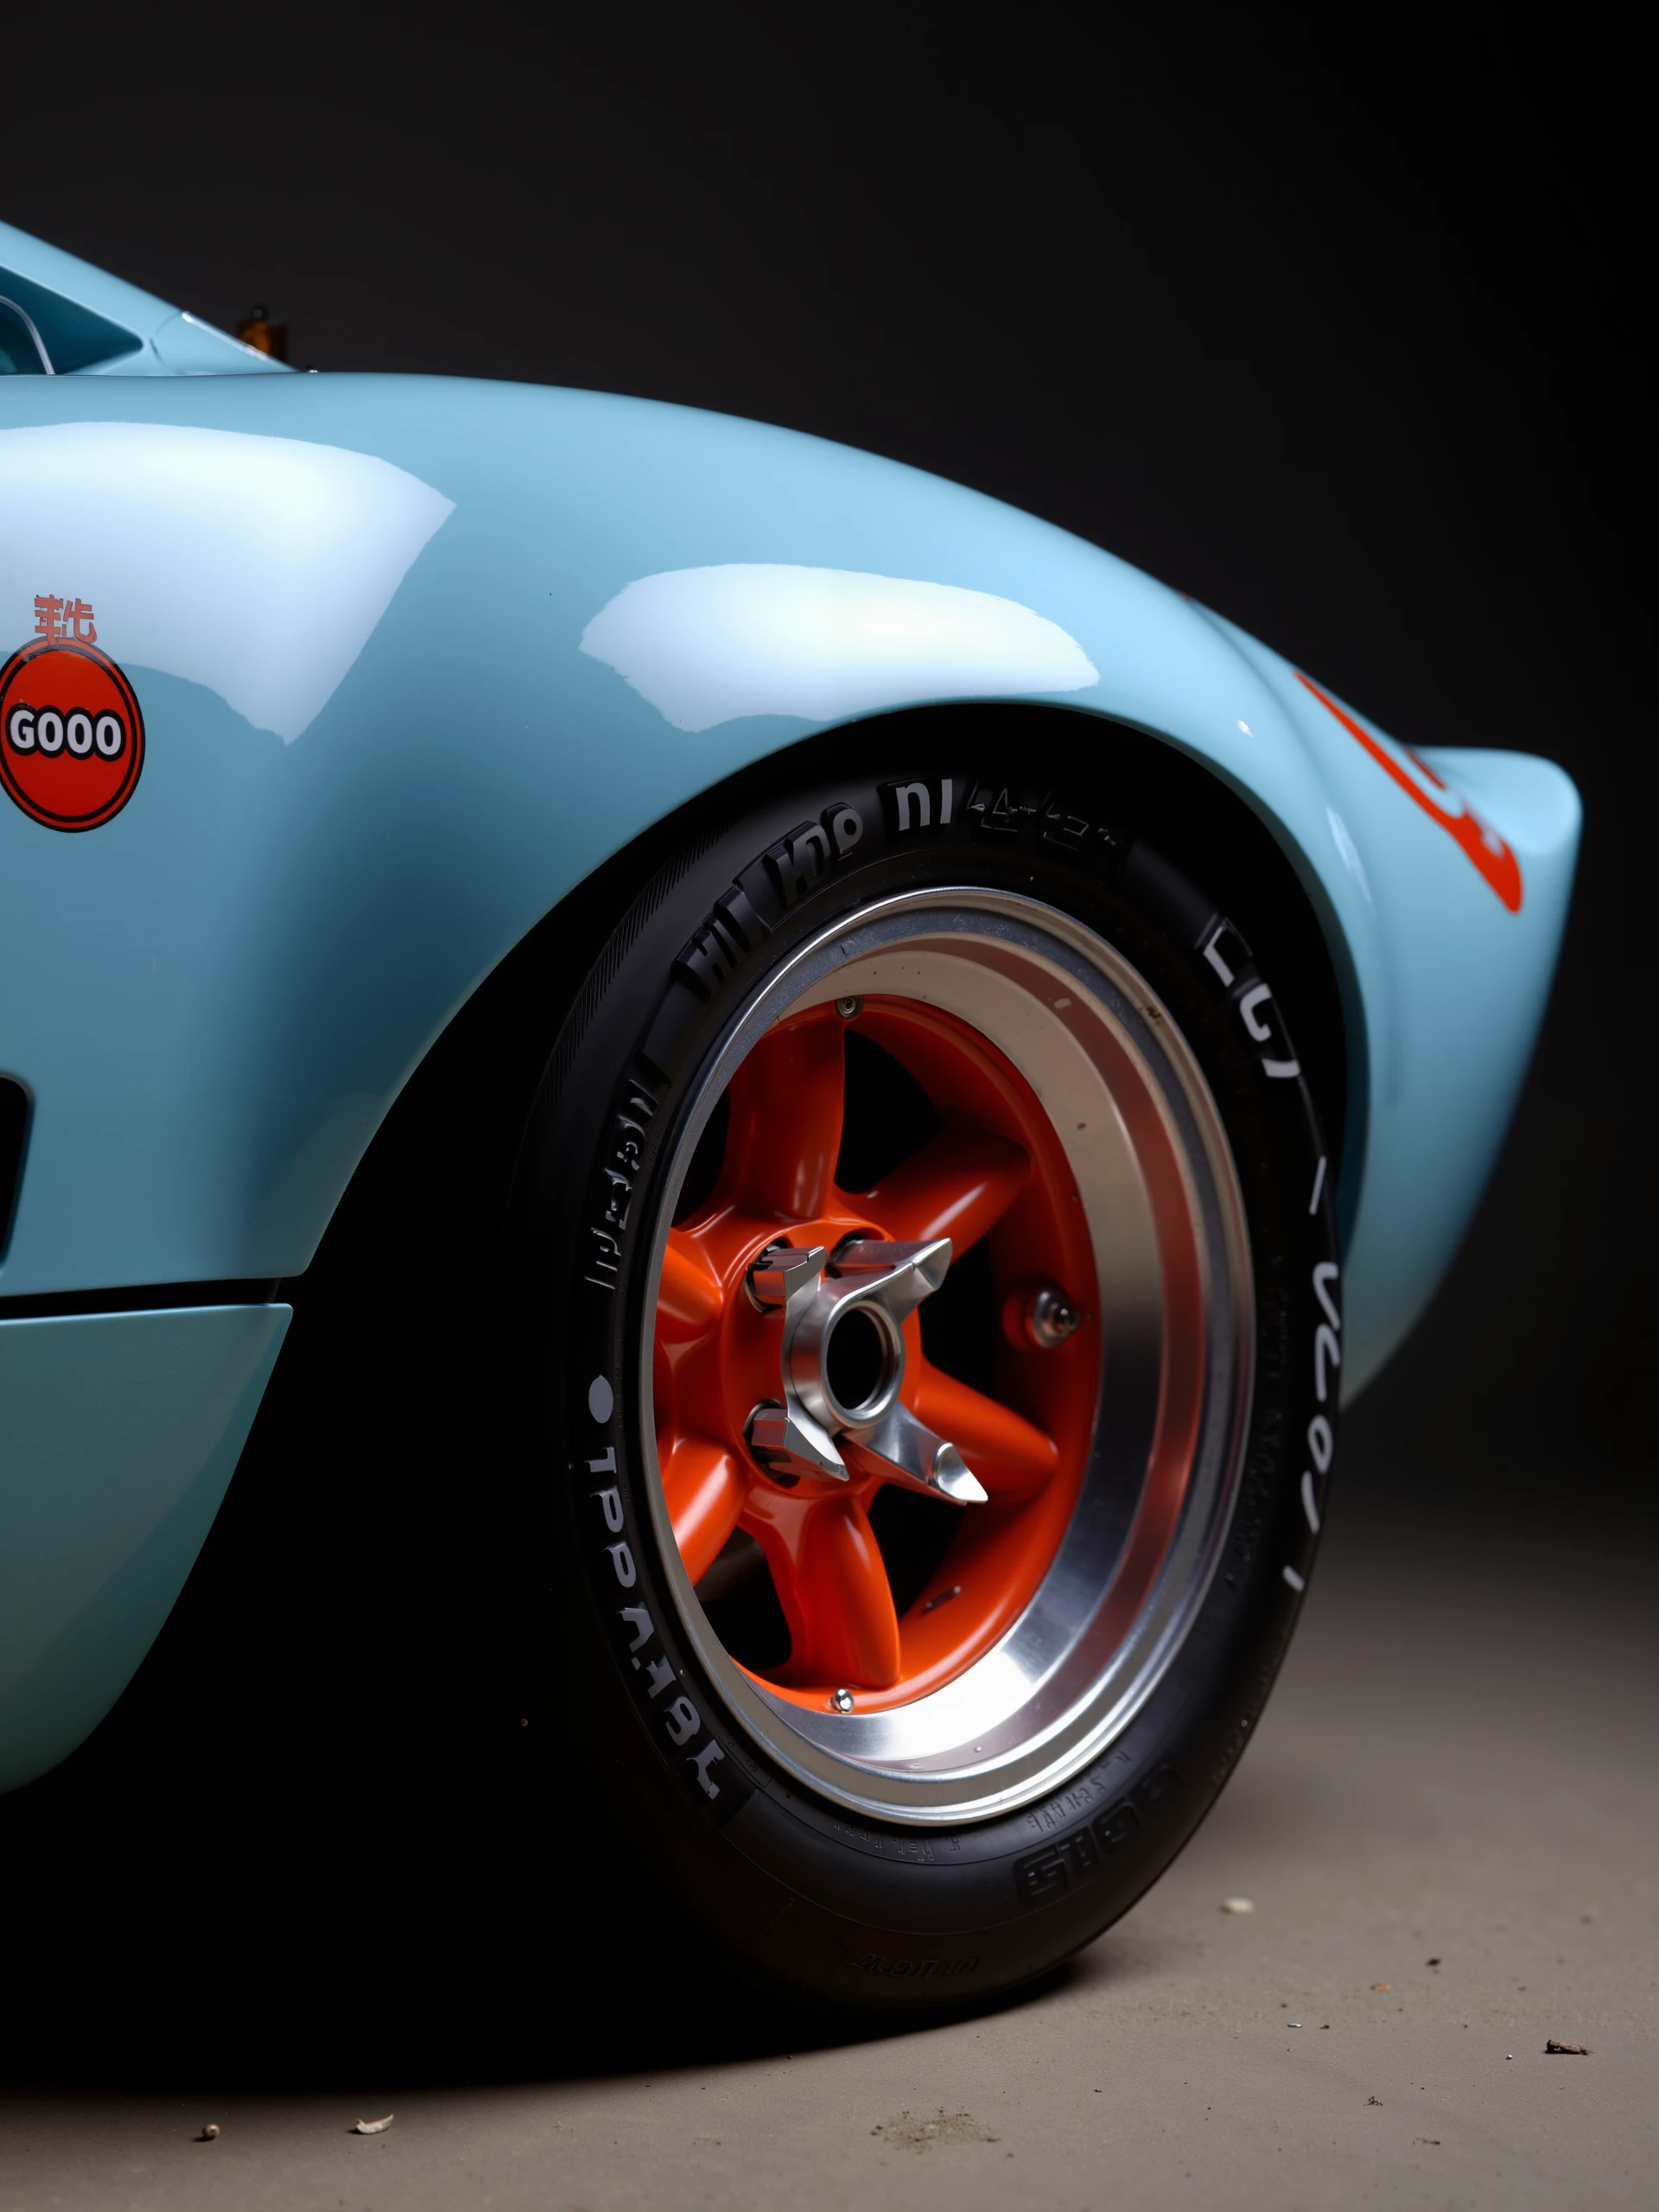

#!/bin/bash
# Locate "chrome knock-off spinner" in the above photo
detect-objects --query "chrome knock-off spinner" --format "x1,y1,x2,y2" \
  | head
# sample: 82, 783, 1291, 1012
744, 1237, 988, 1505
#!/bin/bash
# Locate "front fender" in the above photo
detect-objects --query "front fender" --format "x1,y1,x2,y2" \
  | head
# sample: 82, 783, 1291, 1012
0, 372, 1573, 1400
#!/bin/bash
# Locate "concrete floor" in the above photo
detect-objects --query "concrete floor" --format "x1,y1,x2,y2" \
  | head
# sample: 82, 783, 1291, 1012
2, 1460, 1654, 2210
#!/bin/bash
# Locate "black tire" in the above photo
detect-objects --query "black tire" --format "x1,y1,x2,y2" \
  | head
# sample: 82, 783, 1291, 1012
506, 727, 1340, 2015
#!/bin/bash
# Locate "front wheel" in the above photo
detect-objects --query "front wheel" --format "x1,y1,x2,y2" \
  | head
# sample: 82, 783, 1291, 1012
510, 742, 1341, 2012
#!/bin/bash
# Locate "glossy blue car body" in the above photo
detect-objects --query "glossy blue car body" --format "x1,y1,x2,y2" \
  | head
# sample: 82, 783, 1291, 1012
0, 221, 1580, 1793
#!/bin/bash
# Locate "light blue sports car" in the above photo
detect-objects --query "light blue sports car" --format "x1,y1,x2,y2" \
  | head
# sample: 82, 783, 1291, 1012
0, 219, 1578, 2012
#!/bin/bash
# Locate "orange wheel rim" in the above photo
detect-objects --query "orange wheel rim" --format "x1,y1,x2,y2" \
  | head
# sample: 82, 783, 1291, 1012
642, 892, 1252, 1822
655, 995, 1099, 1708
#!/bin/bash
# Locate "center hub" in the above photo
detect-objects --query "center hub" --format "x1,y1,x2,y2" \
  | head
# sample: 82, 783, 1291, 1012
743, 1236, 988, 1505
790, 1269, 908, 1435
821, 1303, 901, 1425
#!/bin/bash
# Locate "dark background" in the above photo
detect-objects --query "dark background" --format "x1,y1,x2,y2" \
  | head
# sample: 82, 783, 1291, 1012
0, 0, 1649, 2075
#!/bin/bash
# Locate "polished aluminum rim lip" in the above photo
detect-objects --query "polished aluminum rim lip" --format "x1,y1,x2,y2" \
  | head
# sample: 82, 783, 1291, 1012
639, 888, 1253, 1827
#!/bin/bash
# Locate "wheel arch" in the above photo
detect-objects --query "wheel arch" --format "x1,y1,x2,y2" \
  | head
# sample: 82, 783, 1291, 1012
278, 702, 1359, 1350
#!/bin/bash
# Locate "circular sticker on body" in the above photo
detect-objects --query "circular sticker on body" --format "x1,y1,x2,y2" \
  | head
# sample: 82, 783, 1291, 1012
1, 627, 145, 834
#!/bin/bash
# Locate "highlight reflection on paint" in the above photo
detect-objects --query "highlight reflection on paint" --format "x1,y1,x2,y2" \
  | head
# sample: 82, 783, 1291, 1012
581, 563, 1101, 732
0, 423, 454, 741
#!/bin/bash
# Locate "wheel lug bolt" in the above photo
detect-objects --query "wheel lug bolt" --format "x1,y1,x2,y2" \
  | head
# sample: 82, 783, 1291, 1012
834, 995, 863, 1020
745, 1400, 801, 1486
1025, 1284, 1082, 1349
830, 1688, 855, 1713
746, 1241, 827, 1313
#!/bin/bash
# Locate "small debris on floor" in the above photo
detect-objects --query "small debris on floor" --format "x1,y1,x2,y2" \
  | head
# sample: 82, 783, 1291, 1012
353, 2115, 395, 2135
1220, 1897, 1255, 1914
1287, 2021, 1302, 2029
1426, 1956, 1442, 1967
1370, 1981, 1391, 1991
1414, 2137, 1442, 2146
1545, 2040, 1589, 2056
1366, 2096, 1382, 2107
194, 2125, 219, 2142
872, 2109, 999, 2150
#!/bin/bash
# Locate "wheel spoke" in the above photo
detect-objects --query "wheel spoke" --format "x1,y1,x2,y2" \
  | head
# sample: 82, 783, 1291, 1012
909, 1360, 1059, 1500
862, 1121, 1029, 1255
658, 1228, 724, 1339
663, 1435, 750, 1585
725, 1014, 847, 1222
753, 1493, 902, 1689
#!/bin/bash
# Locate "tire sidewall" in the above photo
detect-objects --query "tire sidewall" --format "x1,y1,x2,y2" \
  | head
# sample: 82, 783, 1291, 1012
511, 745, 1340, 2011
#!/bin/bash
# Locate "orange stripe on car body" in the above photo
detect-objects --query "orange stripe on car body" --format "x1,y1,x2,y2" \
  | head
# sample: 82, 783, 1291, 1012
1297, 670, 1522, 911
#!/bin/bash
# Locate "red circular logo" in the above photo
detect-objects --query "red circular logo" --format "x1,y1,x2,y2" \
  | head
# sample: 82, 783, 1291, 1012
0, 639, 146, 833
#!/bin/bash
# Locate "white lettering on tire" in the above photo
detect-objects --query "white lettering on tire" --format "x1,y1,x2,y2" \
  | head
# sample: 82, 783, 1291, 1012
607, 1541, 637, 1587
1300, 1470, 1321, 1534
664, 1695, 701, 1746
1287, 1259, 1340, 1590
